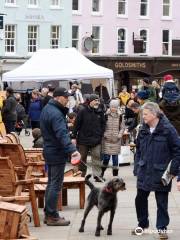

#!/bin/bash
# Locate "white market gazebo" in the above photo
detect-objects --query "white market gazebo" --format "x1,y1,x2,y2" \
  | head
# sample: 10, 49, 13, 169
2, 48, 114, 96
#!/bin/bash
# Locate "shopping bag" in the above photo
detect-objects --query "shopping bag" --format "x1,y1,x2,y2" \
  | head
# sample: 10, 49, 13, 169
118, 146, 131, 164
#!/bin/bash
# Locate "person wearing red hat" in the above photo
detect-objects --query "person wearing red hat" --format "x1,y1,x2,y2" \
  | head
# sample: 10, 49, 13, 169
163, 74, 174, 83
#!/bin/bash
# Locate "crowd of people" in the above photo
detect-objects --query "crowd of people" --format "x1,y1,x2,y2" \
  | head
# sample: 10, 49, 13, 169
0, 74, 180, 239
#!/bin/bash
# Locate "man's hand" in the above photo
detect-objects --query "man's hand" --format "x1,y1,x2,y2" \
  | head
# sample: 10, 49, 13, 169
177, 181, 180, 191
71, 139, 77, 145
71, 151, 81, 165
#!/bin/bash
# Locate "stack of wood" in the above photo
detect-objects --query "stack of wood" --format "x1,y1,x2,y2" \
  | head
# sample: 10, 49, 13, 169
0, 201, 37, 239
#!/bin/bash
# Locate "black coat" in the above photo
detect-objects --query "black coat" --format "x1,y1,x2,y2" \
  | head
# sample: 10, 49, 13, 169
159, 99, 180, 135
40, 99, 76, 165
2, 95, 17, 122
73, 105, 106, 146
134, 115, 180, 192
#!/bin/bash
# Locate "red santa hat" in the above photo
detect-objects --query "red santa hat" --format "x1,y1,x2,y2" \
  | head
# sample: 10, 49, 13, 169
163, 74, 173, 82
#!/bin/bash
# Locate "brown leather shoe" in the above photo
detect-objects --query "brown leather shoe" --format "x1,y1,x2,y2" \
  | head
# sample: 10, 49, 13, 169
159, 232, 168, 239
46, 216, 70, 226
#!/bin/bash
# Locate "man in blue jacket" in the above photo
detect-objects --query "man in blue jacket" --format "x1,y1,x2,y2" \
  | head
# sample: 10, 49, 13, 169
132, 102, 180, 240
40, 87, 80, 226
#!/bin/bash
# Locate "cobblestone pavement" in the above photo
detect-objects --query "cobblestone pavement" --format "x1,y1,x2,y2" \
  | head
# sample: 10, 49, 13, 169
19, 130, 180, 240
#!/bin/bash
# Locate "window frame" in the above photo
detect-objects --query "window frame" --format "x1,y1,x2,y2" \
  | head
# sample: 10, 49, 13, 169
5, 0, 17, 7
72, 25, 80, 50
50, 0, 61, 9
50, 25, 60, 49
139, 0, 149, 18
91, 25, 101, 55
28, 0, 39, 8
72, 0, 82, 15
162, 29, 171, 56
117, 27, 127, 55
162, 0, 172, 20
28, 25, 39, 54
117, 0, 128, 18
139, 28, 149, 55
5, 24, 16, 55
91, 0, 103, 16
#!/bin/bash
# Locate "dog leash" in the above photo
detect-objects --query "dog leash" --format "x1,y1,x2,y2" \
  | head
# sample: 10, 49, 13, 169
79, 160, 105, 183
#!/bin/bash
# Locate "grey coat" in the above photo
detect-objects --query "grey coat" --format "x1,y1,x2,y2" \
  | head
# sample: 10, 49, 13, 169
102, 110, 125, 155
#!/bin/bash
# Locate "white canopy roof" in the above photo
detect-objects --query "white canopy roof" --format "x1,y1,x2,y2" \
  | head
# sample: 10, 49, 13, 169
2, 48, 113, 82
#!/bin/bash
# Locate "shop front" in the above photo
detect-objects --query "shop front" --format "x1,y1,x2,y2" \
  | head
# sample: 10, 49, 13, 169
90, 56, 180, 93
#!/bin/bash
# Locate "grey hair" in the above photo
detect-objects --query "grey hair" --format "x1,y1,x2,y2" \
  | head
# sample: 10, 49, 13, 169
141, 102, 163, 118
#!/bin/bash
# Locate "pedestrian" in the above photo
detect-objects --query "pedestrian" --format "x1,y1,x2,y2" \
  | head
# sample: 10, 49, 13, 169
132, 102, 180, 240
41, 84, 55, 107
101, 99, 125, 178
136, 90, 149, 105
141, 77, 157, 102
40, 87, 81, 226
28, 89, 42, 129
118, 86, 130, 106
2, 87, 17, 133
72, 94, 106, 181
159, 75, 180, 135
68, 83, 84, 113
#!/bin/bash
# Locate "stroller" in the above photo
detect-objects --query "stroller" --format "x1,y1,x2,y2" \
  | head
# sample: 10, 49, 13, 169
15, 103, 30, 136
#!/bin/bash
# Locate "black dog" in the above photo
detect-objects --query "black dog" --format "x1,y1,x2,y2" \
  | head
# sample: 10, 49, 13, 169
79, 174, 126, 236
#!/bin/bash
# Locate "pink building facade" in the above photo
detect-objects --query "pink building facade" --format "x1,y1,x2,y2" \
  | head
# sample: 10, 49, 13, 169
72, 0, 180, 91
72, 0, 180, 57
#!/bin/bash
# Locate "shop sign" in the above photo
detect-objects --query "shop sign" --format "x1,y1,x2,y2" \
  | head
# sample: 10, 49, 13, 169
115, 62, 146, 69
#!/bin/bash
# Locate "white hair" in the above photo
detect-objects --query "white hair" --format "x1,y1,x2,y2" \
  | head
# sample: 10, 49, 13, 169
141, 102, 162, 118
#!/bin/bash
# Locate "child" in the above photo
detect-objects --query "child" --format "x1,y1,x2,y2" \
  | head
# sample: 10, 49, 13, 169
32, 128, 43, 148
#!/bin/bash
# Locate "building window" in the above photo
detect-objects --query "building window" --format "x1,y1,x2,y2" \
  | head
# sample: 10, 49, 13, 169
5, 24, 16, 53
118, 28, 126, 53
118, 0, 127, 16
92, 26, 100, 54
163, 0, 171, 17
140, 0, 148, 16
92, 0, 100, 12
50, 26, 60, 48
162, 30, 169, 55
28, 0, 38, 7
72, 0, 79, 11
5, 0, 16, 5
51, 0, 60, 6
28, 25, 38, 53
72, 25, 79, 49
140, 29, 148, 53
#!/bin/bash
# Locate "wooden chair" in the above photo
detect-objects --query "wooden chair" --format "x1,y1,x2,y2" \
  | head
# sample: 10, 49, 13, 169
0, 143, 45, 180
5, 132, 20, 144
0, 156, 40, 227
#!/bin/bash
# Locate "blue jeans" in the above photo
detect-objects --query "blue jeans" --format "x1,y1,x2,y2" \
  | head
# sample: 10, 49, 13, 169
102, 154, 119, 167
44, 164, 65, 218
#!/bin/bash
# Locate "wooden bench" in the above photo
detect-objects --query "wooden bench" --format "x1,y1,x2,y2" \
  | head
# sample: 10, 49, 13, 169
34, 175, 85, 210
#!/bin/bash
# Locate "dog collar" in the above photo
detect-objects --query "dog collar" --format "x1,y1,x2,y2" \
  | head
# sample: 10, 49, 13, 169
103, 187, 113, 193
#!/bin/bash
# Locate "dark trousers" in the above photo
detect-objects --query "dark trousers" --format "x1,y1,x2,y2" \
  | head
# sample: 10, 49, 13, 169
44, 164, 65, 218
135, 189, 169, 230
4, 120, 16, 133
